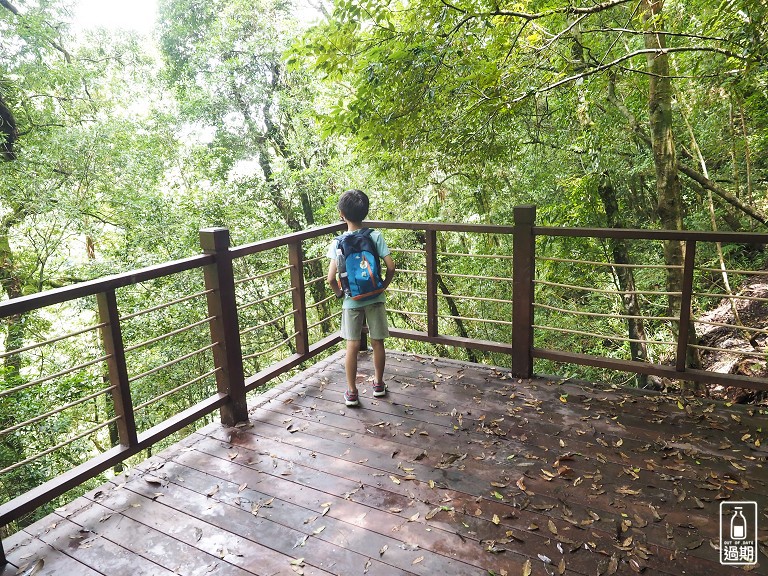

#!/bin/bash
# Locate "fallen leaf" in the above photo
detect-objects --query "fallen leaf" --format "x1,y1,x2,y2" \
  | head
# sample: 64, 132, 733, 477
522, 559, 532, 576
379, 544, 388, 556
389, 475, 401, 485
607, 554, 619, 575
615, 486, 641, 495
412, 556, 424, 565
293, 535, 308, 548
16, 559, 44, 576
492, 514, 500, 525
547, 520, 558, 535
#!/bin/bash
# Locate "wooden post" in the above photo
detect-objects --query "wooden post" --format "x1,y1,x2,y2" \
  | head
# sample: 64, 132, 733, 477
425, 229, 439, 338
200, 228, 248, 426
676, 239, 697, 372
96, 289, 138, 447
288, 240, 309, 356
512, 205, 536, 378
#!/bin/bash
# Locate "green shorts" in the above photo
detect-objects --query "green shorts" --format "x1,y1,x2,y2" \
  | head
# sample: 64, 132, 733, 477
341, 302, 389, 341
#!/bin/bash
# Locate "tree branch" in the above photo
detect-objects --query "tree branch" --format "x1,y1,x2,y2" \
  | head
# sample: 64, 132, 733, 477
0, 0, 19, 15
443, 0, 635, 22
607, 76, 768, 227
508, 46, 746, 105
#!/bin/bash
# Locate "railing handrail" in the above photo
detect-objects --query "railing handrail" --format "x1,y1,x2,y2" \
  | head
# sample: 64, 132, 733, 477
0, 254, 215, 318
2, 208, 768, 564
533, 225, 768, 244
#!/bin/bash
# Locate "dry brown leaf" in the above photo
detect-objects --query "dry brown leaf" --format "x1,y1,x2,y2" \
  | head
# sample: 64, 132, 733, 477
548, 520, 558, 535
607, 554, 619, 575
412, 556, 424, 565
558, 557, 566, 575
19, 559, 45, 576
522, 559, 532, 576
615, 486, 641, 495
492, 514, 500, 525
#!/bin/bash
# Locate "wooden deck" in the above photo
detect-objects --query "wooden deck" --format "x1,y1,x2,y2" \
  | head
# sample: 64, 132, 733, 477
3, 350, 766, 576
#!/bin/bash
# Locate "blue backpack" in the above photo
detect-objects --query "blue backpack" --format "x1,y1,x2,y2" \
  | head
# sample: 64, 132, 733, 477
335, 229, 385, 301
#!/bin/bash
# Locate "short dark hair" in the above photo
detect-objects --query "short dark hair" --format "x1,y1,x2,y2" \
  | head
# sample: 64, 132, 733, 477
338, 189, 369, 222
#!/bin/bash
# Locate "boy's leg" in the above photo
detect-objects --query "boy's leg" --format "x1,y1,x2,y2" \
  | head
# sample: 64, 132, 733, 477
365, 302, 389, 396
345, 338, 361, 392
341, 306, 365, 406
371, 338, 385, 384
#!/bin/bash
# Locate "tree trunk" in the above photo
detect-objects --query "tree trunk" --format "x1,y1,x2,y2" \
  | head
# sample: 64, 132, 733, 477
642, 0, 702, 387
597, 175, 649, 388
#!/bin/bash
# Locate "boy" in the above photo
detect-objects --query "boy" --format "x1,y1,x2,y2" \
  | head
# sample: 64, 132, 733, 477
327, 189, 395, 406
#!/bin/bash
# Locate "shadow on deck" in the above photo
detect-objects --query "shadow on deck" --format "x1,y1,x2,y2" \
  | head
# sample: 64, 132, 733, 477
3, 351, 766, 576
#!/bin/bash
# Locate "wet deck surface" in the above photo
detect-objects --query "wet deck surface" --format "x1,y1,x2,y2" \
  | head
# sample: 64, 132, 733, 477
3, 350, 767, 575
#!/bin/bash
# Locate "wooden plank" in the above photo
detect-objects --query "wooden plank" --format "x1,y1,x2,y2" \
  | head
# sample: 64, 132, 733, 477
168, 446, 532, 576
112, 468, 423, 576
2, 351, 761, 576
136, 454, 493, 576
238, 404, 730, 575
242, 354, 756, 572
212, 414, 732, 573
2, 527, 104, 576
26, 512, 177, 576
67, 497, 257, 576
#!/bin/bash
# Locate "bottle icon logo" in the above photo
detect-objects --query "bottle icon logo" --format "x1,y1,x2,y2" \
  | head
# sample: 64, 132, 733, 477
730, 507, 747, 540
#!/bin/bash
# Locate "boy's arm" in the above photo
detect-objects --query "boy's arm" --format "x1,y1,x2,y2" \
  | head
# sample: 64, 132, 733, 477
382, 254, 395, 289
327, 259, 344, 298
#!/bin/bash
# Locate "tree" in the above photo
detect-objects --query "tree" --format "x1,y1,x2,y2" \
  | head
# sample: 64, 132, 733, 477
297, 0, 768, 379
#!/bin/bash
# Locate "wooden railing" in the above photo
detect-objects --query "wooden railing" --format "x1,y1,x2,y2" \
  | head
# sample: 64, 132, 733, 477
1, 206, 767, 562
